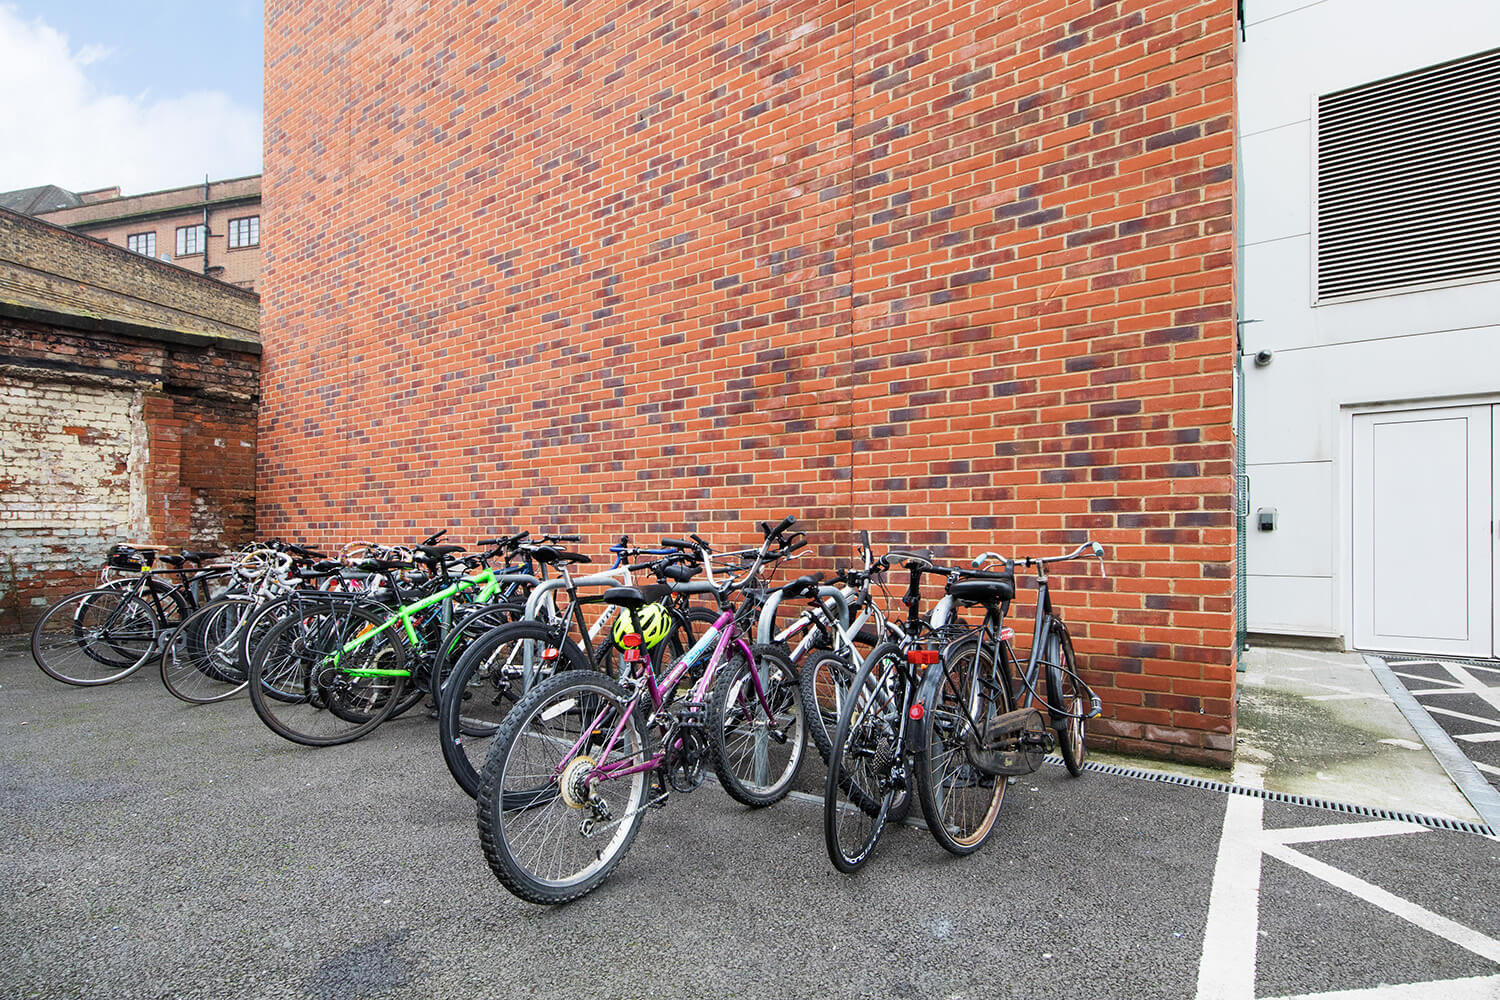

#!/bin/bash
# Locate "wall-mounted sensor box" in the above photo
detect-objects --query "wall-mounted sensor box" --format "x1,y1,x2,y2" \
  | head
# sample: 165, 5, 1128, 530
1257, 508, 1277, 532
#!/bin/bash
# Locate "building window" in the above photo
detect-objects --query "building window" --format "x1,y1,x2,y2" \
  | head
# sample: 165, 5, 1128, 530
1315, 46, 1500, 301
126, 232, 156, 256
228, 215, 259, 248
175, 224, 206, 256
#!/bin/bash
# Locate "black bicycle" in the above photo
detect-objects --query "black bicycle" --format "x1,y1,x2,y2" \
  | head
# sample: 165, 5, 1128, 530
824, 540, 1106, 872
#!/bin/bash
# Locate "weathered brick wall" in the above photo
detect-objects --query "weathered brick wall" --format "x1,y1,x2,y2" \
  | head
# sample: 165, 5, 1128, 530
0, 315, 259, 629
262, 0, 1237, 763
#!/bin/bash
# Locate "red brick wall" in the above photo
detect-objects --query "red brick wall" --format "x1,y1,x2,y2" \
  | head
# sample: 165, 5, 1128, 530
261, 0, 1237, 763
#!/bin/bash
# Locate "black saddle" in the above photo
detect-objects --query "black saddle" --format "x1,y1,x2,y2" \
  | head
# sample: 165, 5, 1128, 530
601, 584, 670, 609
777, 574, 824, 600
415, 544, 465, 563
949, 575, 1015, 605
531, 546, 592, 566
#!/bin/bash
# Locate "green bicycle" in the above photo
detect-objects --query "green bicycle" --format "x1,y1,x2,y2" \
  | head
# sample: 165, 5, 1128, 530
247, 545, 541, 746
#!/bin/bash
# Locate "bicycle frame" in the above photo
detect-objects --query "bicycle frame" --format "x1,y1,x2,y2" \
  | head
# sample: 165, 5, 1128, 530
331, 568, 512, 676
558, 607, 775, 784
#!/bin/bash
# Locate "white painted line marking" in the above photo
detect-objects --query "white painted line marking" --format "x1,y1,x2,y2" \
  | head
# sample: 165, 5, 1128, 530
1476, 761, 1500, 778
1425, 705, 1500, 727
1456, 731, 1500, 744
1261, 972, 1500, 999
1265, 820, 1427, 845
1263, 841, 1500, 964
1195, 780, 1264, 1000
1306, 693, 1393, 703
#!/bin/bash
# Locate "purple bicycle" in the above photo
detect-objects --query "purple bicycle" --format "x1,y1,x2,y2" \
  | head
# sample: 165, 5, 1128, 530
476, 519, 808, 904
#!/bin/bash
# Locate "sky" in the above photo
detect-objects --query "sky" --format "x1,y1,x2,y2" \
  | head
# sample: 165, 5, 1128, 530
0, 1, 263, 196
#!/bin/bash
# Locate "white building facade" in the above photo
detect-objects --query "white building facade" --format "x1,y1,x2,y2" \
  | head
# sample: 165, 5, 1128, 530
1239, 1, 1500, 655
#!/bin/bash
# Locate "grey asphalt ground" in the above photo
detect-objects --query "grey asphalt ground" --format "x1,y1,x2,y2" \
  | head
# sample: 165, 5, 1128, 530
3, 639, 1499, 1000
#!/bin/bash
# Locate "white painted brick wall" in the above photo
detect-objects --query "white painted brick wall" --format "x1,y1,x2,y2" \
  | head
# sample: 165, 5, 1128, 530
0, 375, 137, 597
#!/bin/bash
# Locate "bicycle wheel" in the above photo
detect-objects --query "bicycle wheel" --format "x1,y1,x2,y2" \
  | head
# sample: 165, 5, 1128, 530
801, 649, 859, 765
159, 598, 254, 703
709, 644, 806, 807
427, 601, 525, 706
247, 603, 407, 746
1046, 621, 1087, 776
915, 636, 1010, 856
31, 589, 161, 685
823, 642, 906, 873
439, 620, 591, 798
477, 670, 652, 904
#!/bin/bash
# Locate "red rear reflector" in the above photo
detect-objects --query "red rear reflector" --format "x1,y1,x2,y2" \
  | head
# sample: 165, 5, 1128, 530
1000, 627, 1015, 642
621, 633, 643, 649
541, 647, 560, 661
909, 703, 924, 720
906, 649, 940, 665
623, 648, 645, 662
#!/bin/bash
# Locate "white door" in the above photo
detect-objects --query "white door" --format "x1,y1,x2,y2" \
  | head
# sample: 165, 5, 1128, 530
1353, 405, 1492, 656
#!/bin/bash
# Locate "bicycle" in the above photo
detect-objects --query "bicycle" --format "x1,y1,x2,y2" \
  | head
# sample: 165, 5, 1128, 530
475, 517, 808, 904
30, 546, 227, 686
435, 538, 719, 798
246, 540, 545, 746
824, 540, 1106, 872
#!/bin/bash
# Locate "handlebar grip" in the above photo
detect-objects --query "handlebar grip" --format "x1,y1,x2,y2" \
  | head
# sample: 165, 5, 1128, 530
774, 515, 796, 535
628, 561, 656, 572
661, 537, 694, 550
760, 521, 772, 537
788, 536, 807, 553
421, 529, 447, 545
689, 533, 711, 551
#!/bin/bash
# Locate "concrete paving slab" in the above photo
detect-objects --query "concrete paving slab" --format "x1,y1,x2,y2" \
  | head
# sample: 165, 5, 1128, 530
1235, 646, 1482, 822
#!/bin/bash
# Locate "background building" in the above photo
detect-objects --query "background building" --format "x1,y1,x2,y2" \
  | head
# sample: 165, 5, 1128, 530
1239, 2, 1500, 656
23, 176, 265, 292
260, 1, 1240, 763
0, 209, 260, 630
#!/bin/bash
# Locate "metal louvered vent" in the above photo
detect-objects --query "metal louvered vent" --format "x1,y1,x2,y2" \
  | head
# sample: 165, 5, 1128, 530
1315, 47, 1500, 302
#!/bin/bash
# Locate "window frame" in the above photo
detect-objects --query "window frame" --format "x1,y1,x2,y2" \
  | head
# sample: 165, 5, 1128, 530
126, 231, 156, 257
175, 224, 206, 257
227, 215, 260, 249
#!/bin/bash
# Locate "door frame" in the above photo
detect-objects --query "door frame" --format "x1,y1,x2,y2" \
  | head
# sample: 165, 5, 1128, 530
1340, 392, 1500, 653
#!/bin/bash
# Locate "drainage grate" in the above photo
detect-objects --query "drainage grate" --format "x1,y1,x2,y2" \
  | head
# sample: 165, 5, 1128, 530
1048, 757, 1497, 838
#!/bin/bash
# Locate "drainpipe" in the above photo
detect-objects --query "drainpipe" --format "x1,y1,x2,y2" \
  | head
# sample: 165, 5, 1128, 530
202, 173, 210, 277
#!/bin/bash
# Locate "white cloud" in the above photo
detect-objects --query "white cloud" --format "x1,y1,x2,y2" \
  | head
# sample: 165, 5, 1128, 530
0, 6, 261, 195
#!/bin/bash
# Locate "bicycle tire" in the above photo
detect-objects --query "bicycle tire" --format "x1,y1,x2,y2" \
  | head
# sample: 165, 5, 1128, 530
31, 589, 161, 685
159, 597, 254, 703
247, 602, 407, 746
1046, 621, 1087, 776
477, 669, 652, 904
438, 619, 591, 797
914, 636, 1010, 856
709, 644, 806, 807
823, 641, 906, 873
427, 601, 526, 706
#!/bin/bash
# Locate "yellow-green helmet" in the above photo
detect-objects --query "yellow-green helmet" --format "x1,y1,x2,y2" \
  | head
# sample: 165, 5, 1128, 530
612, 602, 673, 650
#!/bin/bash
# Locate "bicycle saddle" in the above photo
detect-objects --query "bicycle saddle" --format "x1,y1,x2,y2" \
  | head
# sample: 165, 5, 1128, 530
414, 544, 466, 562
661, 563, 699, 583
601, 584, 670, 609
182, 550, 222, 562
158, 554, 186, 567
886, 549, 934, 569
530, 546, 592, 566
777, 574, 824, 600
949, 576, 1015, 605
